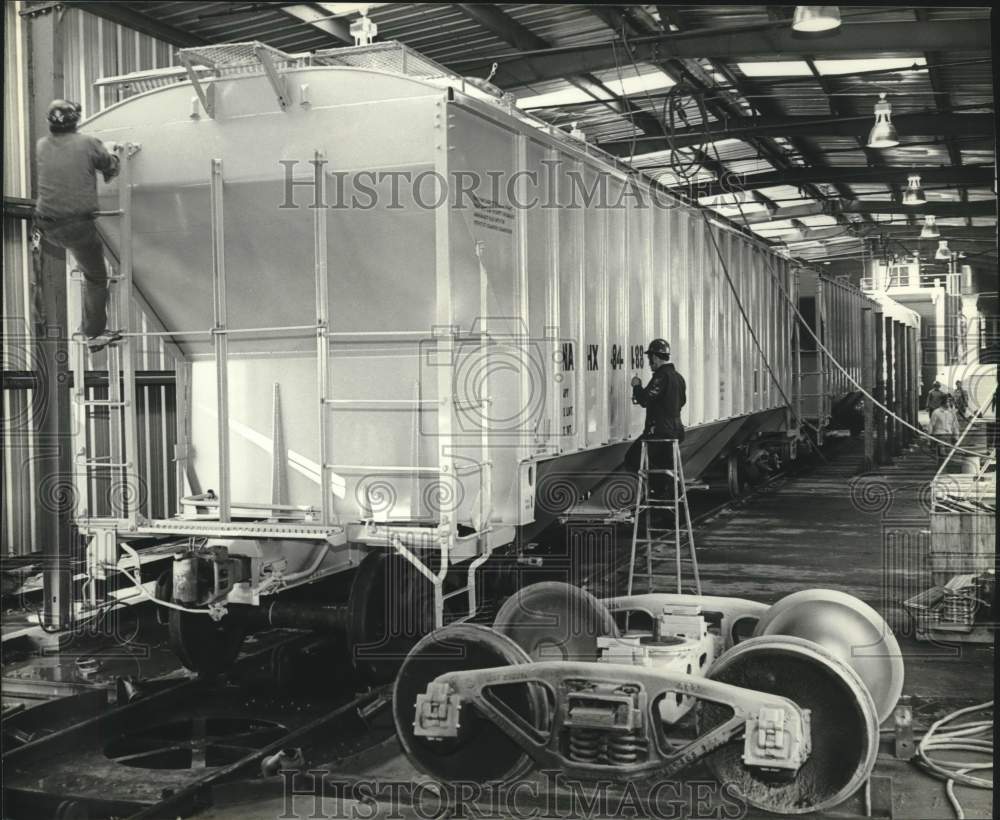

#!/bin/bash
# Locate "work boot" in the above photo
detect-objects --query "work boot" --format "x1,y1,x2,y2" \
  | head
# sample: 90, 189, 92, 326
87, 329, 123, 353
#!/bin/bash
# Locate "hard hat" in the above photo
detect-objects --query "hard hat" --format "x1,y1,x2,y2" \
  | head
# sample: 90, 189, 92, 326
47, 100, 82, 127
644, 339, 670, 357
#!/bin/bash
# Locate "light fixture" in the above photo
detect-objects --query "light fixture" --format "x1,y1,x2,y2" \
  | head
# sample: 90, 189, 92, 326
867, 93, 899, 148
903, 174, 926, 206
934, 240, 951, 261
920, 214, 939, 239
792, 6, 842, 32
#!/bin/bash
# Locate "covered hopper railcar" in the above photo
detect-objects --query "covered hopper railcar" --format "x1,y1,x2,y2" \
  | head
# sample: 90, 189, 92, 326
74, 42, 902, 674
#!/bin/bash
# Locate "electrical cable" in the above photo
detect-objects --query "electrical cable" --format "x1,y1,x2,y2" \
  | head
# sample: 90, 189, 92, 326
610, 21, 638, 161
914, 701, 993, 819
762, 255, 988, 457
698, 209, 828, 461
117, 541, 217, 616
719, 174, 990, 459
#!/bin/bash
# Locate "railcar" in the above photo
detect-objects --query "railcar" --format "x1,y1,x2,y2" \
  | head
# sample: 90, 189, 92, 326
74, 41, 912, 674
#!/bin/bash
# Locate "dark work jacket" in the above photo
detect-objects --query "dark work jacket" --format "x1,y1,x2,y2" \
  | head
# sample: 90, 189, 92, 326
633, 362, 686, 439
925, 388, 946, 412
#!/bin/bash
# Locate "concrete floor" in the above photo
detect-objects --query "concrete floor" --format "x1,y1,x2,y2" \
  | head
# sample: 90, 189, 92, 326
3, 435, 993, 819
202, 435, 995, 820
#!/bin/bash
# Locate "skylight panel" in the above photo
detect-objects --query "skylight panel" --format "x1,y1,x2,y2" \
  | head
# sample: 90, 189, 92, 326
517, 86, 610, 109
736, 61, 812, 77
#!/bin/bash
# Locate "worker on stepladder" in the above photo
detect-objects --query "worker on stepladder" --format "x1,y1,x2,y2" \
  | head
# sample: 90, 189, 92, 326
625, 338, 687, 497
32, 100, 121, 352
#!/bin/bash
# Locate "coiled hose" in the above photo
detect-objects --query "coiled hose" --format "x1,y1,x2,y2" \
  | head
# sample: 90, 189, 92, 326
915, 700, 993, 819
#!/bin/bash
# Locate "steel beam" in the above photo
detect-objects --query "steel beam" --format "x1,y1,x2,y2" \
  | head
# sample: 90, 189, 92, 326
28, 6, 74, 629
773, 224, 997, 244
688, 166, 995, 197
454, 21, 992, 88
60, 1, 208, 47
456, 3, 691, 174
280, 4, 352, 44
738, 198, 997, 224
600, 113, 995, 154
917, 8, 974, 227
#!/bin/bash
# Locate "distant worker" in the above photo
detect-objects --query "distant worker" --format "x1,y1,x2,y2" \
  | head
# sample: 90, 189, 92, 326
953, 379, 970, 421
33, 99, 121, 352
625, 339, 686, 496
929, 395, 960, 466
925, 381, 946, 413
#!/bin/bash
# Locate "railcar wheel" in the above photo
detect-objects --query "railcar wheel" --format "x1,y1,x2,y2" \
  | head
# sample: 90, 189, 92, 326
348, 549, 435, 685
726, 452, 744, 498
493, 581, 619, 662
393, 623, 548, 783
702, 635, 879, 815
168, 609, 246, 676
752, 588, 904, 722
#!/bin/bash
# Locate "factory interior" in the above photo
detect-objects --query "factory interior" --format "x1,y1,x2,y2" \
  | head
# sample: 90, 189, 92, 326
1, 3, 997, 819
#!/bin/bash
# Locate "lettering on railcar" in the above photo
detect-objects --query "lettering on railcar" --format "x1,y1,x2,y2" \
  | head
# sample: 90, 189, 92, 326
631, 344, 644, 370
587, 344, 599, 371
610, 344, 624, 370
562, 387, 574, 436
561, 342, 574, 371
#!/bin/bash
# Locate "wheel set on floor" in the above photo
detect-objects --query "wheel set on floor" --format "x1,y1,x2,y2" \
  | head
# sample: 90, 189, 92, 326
392, 582, 904, 816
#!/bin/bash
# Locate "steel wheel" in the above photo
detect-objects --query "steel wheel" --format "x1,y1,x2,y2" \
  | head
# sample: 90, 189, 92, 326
753, 588, 904, 722
349, 549, 435, 685
702, 635, 879, 815
168, 609, 246, 676
393, 623, 548, 783
493, 581, 619, 662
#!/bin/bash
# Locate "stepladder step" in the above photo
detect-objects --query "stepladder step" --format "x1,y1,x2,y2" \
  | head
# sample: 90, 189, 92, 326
628, 438, 701, 597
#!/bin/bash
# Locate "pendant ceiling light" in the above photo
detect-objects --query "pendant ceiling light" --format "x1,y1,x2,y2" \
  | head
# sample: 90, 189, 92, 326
920, 214, 939, 239
934, 240, 951, 261
903, 174, 926, 206
792, 6, 842, 32
867, 93, 899, 149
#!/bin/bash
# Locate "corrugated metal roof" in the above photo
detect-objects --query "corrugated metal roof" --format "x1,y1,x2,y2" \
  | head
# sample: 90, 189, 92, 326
52, 1, 994, 264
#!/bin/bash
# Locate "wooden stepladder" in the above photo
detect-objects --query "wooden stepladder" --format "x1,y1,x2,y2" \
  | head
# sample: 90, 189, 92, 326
627, 438, 702, 596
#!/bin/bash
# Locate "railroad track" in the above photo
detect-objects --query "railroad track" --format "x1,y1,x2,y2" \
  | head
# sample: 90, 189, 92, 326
2, 632, 391, 820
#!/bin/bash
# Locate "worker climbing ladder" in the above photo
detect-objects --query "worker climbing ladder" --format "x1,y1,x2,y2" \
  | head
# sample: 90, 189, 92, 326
626, 438, 701, 596
67, 143, 142, 606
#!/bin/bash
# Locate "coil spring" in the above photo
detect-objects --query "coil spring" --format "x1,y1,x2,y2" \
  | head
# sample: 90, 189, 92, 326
608, 730, 647, 765
568, 729, 602, 762
941, 592, 975, 626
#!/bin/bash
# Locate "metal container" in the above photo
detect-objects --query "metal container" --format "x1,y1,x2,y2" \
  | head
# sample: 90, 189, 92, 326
86, 42, 800, 546
796, 270, 876, 438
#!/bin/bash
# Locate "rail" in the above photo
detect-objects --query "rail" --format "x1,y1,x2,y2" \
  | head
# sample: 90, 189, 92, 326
2, 631, 390, 820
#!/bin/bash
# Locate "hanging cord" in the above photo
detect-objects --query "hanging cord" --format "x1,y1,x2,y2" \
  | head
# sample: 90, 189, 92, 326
713, 161, 989, 460
116, 541, 217, 616
914, 701, 994, 819
699, 209, 828, 461
735, 230, 987, 457
610, 22, 639, 160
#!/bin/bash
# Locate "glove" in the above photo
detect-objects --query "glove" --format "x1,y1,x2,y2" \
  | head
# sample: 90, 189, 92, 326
101, 154, 121, 183
630, 376, 642, 387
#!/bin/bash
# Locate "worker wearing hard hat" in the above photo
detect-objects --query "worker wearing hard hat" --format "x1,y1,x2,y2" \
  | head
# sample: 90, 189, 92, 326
624, 338, 687, 495
33, 99, 121, 352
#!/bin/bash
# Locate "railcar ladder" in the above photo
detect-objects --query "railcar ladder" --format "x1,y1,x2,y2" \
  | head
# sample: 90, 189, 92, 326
626, 439, 701, 596
67, 145, 142, 605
